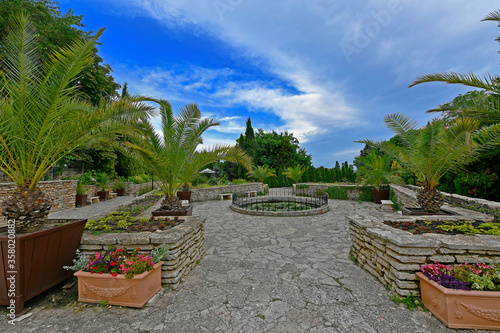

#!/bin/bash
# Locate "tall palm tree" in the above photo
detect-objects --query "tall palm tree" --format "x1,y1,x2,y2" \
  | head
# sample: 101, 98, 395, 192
409, 10, 500, 126
247, 165, 275, 182
127, 102, 252, 208
0, 13, 156, 232
356, 113, 498, 212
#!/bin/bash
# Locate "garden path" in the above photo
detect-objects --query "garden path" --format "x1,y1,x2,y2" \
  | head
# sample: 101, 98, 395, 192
3, 198, 482, 332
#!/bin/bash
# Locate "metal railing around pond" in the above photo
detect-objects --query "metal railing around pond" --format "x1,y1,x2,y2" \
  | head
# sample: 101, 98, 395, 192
231, 187, 328, 212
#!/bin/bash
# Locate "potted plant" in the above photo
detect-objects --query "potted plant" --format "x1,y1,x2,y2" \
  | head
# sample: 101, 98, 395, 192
96, 172, 109, 201
73, 245, 169, 308
356, 113, 497, 212
0, 13, 159, 314
113, 177, 126, 196
127, 102, 252, 217
75, 179, 88, 207
417, 262, 500, 330
177, 182, 192, 202
355, 150, 400, 203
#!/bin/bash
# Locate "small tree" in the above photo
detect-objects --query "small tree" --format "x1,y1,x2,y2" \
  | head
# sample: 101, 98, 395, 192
283, 165, 308, 184
248, 165, 275, 182
356, 113, 498, 212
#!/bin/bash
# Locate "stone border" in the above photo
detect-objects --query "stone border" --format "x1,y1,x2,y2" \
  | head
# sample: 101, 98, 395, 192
348, 207, 499, 297
190, 183, 268, 202
293, 183, 372, 200
79, 216, 205, 289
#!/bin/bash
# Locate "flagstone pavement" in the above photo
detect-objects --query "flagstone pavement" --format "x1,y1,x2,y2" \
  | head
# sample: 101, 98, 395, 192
1, 198, 486, 332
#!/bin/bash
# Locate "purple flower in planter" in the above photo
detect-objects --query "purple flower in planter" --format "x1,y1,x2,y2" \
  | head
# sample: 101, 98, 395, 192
423, 271, 471, 290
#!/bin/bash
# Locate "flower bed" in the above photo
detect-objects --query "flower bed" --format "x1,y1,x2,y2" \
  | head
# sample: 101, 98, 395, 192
348, 206, 499, 297
79, 216, 205, 289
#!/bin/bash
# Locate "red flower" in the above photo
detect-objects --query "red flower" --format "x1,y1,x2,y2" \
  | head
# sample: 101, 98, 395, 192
111, 272, 118, 276
110, 261, 116, 266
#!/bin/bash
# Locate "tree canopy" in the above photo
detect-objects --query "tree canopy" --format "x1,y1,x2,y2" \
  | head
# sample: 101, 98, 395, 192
0, 0, 120, 105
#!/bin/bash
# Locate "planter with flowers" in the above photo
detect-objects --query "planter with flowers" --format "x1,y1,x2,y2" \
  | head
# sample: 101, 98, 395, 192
417, 262, 500, 330
72, 245, 168, 308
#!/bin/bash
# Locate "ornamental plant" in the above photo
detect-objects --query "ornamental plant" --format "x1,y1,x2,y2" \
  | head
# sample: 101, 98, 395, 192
85, 247, 156, 279
420, 262, 500, 291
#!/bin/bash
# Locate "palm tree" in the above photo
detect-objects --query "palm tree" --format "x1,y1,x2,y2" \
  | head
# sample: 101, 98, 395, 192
283, 165, 308, 184
409, 10, 500, 126
356, 150, 401, 191
127, 102, 252, 209
0, 13, 156, 232
247, 165, 275, 182
356, 113, 498, 212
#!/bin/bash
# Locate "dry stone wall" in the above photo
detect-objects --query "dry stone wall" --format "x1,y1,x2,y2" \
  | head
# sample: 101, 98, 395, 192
349, 207, 498, 297
79, 216, 205, 289
0, 180, 77, 223
293, 183, 368, 200
190, 183, 267, 202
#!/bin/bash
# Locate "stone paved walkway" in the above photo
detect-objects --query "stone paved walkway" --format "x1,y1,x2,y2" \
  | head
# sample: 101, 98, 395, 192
2, 199, 482, 332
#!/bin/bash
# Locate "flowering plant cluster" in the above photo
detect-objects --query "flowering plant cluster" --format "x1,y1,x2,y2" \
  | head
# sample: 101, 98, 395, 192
421, 262, 500, 291
86, 247, 155, 279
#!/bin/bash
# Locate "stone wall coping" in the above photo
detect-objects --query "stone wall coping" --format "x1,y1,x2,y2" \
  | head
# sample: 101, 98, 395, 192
0, 179, 78, 186
193, 182, 264, 192
81, 216, 205, 246
392, 184, 500, 210
348, 215, 500, 251
295, 183, 366, 188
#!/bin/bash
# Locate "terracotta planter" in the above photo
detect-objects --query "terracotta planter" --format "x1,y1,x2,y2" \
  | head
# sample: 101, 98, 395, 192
177, 190, 192, 202
97, 190, 109, 201
417, 272, 500, 330
116, 188, 126, 196
152, 206, 193, 217
74, 262, 163, 308
75, 194, 88, 207
0, 219, 87, 314
372, 188, 389, 204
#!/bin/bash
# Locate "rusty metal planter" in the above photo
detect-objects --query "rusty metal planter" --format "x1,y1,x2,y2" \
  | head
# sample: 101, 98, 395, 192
0, 219, 86, 314
417, 272, 500, 330
74, 262, 163, 308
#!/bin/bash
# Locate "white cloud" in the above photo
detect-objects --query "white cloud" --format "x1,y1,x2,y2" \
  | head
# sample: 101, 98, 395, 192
103, 0, 499, 165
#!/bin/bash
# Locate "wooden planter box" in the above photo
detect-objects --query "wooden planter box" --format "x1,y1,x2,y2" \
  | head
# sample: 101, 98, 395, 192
177, 190, 192, 202
417, 272, 500, 330
372, 188, 389, 204
74, 262, 163, 308
152, 206, 193, 217
97, 190, 109, 201
75, 194, 88, 207
116, 188, 126, 196
0, 219, 87, 314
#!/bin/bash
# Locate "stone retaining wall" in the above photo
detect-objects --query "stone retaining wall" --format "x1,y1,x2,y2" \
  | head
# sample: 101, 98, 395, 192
348, 207, 499, 297
84, 181, 159, 197
191, 183, 267, 202
394, 184, 500, 211
0, 180, 77, 223
293, 183, 370, 200
79, 216, 205, 289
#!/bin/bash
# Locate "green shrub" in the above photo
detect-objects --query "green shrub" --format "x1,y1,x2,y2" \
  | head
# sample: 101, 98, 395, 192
232, 178, 247, 185
389, 189, 401, 210
208, 178, 218, 186
326, 187, 348, 200
295, 184, 310, 189
358, 186, 374, 201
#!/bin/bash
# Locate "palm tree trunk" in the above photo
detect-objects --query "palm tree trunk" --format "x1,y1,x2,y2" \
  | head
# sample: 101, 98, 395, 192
2, 187, 52, 233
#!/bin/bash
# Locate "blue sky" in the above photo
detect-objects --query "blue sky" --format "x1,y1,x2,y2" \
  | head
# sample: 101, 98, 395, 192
59, 0, 499, 167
